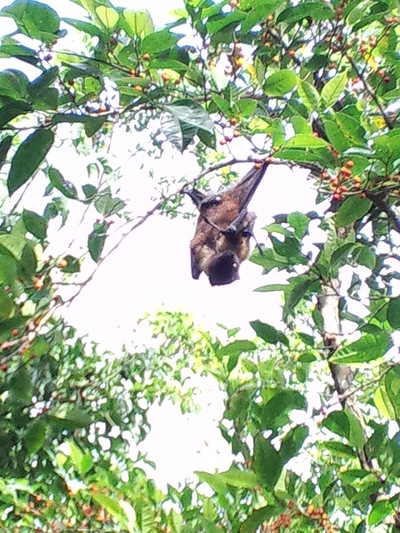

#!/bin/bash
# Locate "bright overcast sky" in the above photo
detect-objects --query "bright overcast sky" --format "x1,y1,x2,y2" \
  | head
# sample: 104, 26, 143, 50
0, 0, 319, 488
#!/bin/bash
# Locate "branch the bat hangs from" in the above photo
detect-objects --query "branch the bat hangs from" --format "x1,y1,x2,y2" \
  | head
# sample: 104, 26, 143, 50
183, 161, 269, 286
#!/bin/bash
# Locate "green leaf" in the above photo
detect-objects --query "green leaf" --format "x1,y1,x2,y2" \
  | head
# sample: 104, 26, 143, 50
88, 222, 107, 263
48, 167, 78, 199
285, 134, 328, 148
48, 407, 91, 430
216, 466, 259, 489
18, 244, 37, 279
284, 276, 313, 317
346, 408, 365, 448
8, 129, 54, 195
297, 79, 320, 112
264, 70, 297, 97
23, 210, 47, 240
260, 390, 306, 429
322, 411, 350, 439
206, 10, 245, 34
3, 0, 60, 42
0, 101, 32, 128
288, 212, 310, 239
280, 425, 308, 464
0, 69, 29, 100
275, 148, 328, 164
0, 42, 38, 66
253, 434, 282, 489
356, 245, 376, 269
27, 66, 58, 97
237, 98, 257, 117
291, 116, 312, 134
63, 17, 105, 38
277, 1, 334, 23
321, 72, 347, 109
25, 420, 47, 454
0, 255, 17, 286
254, 283, 288, 293
69, 440, 84, 472
324, 119, 349, 152
225, 384, 257, 420
387, 298, 400, 329
331, 333, 391, 363
250, 320, 289, 346
123, 9, 154, 38
92, 493, 134, 532
142, 29, 181, 55
94, 190, 124, 216
336, 197, 372, 227
0, 135, 12, 169
374, 385, 395, 419
368, 499, 395, 527
161, 100, 214, 152
10, 366, 32, 402
96, 6, 119, 29
241, 0, 282, 33
217, 340, 257, 356
240, 506, 278, 533
0, 291, 15, 319
82, 184, 97, 200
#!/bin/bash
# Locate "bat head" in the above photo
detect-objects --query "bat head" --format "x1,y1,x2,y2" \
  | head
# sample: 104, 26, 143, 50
208, 250, 240, 286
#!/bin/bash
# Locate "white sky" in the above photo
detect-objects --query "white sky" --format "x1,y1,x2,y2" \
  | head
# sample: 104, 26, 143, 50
0, 0, 319, 489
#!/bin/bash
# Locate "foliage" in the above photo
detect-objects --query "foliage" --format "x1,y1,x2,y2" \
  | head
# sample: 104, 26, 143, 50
0, 0, 400, 531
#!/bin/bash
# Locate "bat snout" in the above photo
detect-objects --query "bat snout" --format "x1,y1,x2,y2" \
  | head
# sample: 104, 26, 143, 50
208, 250, 241, 286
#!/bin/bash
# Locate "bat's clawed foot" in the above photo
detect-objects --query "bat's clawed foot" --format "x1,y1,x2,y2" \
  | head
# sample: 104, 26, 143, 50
222, 224, 238, 236
182, 186, 205, 208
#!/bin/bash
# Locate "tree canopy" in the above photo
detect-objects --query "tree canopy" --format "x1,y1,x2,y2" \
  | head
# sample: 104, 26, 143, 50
1, 0, 400, 531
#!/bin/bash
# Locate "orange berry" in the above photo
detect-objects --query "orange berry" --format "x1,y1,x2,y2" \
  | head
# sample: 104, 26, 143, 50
161, 73, 169, 82
230, 117, 238, 126
174, 79, 181, 85
129, 69, 136, 76
11, 328, 19, 336
322, 171, 329, 179
384, 76, 390, 83
229, 0, 238, 6
142, 53, 150, 60
288, 50, 295, 57
34, 278, 44, 290
267, 14, 274, 21
306, 504, 314, 515
134, 85, 143, 92
233, 130, 241, 137
345, 160, 354, 168
57, 259, 68, 268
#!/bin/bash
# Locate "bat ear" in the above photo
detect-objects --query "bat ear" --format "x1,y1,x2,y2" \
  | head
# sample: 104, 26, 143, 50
182, 187, 205, 208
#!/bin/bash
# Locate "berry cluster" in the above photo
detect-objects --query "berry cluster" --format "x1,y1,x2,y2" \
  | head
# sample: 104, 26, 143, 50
321, 161, 362, 200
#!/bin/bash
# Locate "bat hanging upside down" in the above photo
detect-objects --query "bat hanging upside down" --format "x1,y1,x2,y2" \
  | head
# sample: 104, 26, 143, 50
183, 161, 269, 286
